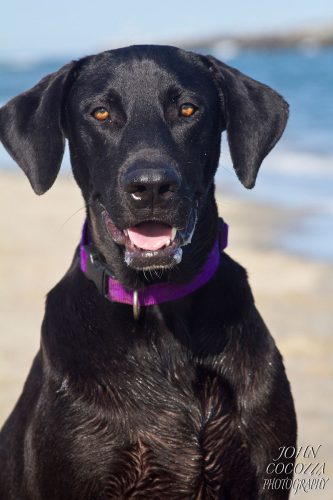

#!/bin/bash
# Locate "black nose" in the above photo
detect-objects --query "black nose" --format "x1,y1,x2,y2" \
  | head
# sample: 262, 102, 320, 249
121, 166, 181, 209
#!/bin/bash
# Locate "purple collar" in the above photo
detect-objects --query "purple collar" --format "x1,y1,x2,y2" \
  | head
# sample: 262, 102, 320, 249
80, 218, 228, 318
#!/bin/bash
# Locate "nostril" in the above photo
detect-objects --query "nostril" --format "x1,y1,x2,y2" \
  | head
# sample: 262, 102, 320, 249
122, 166, 180, 206
158, 183, 176, 200
126, 184, 147, 194
128, 184, 147, 200
134, 185, 147, 193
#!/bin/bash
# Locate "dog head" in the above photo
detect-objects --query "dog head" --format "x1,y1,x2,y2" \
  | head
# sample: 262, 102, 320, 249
0, 45, 288, 281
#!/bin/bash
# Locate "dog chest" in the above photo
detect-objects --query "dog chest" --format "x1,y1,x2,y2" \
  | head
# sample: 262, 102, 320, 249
33, 362, 254, 499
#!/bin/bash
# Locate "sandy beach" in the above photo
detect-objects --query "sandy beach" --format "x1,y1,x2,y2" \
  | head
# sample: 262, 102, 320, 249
0, 169, 332, 497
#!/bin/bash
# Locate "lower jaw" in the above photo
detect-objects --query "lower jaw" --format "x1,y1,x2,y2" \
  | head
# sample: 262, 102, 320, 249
124, 244, 183, 270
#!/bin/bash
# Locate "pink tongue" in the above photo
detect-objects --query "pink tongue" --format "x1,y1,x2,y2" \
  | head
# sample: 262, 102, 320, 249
127, 222, 172, 251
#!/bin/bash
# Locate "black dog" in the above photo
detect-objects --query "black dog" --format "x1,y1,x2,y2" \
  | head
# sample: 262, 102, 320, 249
0, 45, 296, 499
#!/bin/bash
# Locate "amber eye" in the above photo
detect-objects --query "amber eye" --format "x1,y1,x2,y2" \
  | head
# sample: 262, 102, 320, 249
93, 108, 110, 122
180, 103, 196, 118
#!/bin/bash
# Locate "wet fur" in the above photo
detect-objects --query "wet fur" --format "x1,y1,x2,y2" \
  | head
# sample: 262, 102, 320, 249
0, 45, 296, 499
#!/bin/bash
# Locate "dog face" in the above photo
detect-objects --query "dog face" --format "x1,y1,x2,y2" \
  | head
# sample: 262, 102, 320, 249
65, 46, 222, 271
0, 45, 288, 274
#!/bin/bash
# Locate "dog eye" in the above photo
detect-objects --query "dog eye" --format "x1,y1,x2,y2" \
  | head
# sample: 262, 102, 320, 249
179, 103, 196, 118
92, 108, 110, 122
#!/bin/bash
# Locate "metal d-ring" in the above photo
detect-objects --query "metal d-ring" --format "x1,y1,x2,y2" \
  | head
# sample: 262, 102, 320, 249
133, 290, 141, 320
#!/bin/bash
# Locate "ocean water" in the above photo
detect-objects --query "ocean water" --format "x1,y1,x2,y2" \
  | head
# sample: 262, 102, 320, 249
214, 48, 333, 261
0, 48, 332, 261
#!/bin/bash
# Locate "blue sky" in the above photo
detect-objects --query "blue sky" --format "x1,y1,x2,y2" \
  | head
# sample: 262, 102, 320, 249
1, 0, 333, 60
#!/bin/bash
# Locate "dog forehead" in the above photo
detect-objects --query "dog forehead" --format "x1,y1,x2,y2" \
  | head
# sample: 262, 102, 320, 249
74, 45, 214, 99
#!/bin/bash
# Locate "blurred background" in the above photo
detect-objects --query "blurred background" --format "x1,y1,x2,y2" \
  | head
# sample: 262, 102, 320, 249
0, 1, 332, 497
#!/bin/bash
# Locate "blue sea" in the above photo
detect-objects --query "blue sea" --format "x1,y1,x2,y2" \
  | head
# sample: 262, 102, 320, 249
0, 48, 332, 261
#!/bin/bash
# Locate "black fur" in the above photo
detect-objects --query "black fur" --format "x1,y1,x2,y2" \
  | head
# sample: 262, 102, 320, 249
0, 45, 296, 499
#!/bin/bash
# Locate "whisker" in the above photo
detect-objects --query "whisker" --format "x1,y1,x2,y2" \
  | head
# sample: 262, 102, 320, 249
60, 206, 87, 230
153, 269, 160, 280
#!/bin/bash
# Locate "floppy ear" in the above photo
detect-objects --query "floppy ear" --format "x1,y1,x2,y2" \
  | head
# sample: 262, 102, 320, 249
0, 61, 77, 194
205, 55, 289, 188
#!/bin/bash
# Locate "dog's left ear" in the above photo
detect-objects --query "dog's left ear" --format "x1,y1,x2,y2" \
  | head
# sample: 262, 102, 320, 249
205, 55, 289, 188
0, 61, 77, 195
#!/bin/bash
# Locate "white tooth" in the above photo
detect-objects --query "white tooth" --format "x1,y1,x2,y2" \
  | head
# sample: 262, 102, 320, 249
123, 229, 128, 237
171, 227, 177, 241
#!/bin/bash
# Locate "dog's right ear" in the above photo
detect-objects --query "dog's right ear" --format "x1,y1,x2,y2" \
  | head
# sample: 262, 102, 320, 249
0, 61, 77, 195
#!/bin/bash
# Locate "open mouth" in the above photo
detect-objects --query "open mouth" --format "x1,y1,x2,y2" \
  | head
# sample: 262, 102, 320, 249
103, 212, 196, 270
126, 222, 177, 251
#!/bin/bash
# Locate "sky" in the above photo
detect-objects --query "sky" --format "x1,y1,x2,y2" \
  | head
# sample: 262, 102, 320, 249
1, 0, 333, 60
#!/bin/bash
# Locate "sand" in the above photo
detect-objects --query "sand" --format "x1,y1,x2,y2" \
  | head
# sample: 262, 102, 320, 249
0, 170, 332, 497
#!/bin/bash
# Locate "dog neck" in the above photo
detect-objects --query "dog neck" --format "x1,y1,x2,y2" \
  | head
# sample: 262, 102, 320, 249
80, 217, 228, 319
